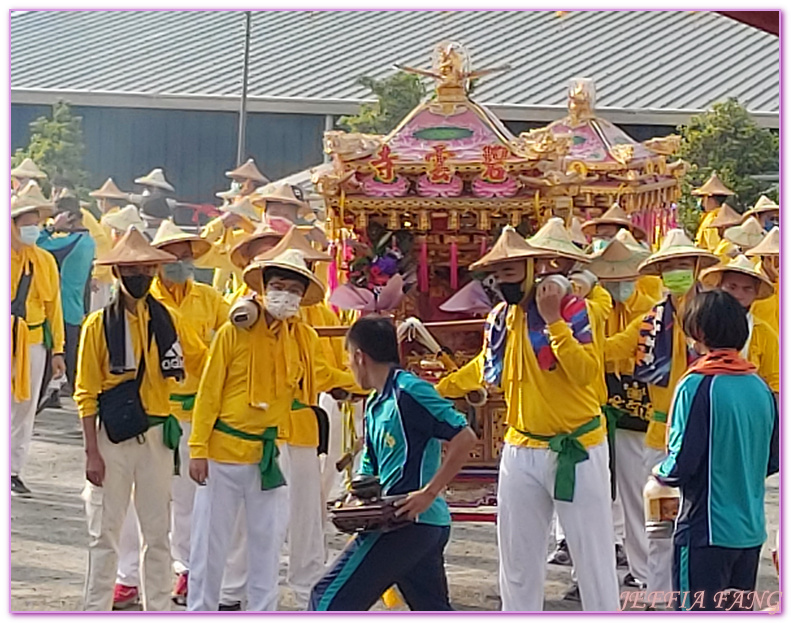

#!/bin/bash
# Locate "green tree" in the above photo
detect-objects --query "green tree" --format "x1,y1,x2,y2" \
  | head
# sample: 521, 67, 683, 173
338, 71, 426, 134
674, 98, 779, 235
12, 100, 89, 199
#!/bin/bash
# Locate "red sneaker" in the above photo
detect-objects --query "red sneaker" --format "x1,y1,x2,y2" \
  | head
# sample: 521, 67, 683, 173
172, 572, 188, 606
113, 584, 139, 610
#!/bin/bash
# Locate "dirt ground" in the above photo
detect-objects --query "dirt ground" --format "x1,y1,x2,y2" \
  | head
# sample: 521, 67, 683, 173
11, 401, 780, 612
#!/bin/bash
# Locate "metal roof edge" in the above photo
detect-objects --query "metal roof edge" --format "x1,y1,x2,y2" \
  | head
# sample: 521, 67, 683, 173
11, 87, 780, 130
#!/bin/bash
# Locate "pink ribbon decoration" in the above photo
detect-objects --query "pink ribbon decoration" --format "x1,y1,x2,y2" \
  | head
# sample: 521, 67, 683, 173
450, 239, 459, 290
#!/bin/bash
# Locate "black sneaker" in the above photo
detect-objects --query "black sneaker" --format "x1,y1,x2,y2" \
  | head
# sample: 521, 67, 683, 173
11, 476, 31, 498
622, 572, 645, 589
562, 584, 581, 602
615, 544, 629, 569
219, 602, 242, 611
547, 539, 572, 566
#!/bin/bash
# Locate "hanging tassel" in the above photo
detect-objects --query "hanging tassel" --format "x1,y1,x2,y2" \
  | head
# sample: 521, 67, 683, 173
450, 238, 459, 290
418, 238, 429, 292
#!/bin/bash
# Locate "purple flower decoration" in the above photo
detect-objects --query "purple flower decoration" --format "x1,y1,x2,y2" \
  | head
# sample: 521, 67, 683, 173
372, 254, 399, 276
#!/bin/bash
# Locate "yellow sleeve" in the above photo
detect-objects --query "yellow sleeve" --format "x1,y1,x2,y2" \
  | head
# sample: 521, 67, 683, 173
81, 208, 114, 281
435, 351, 484, 399
547, 319, 599, 386
319, 304, 346, 369
74, 312, 103, 418
190, 323, 232, 459
586, 284, 614, 326
604, 314, 642, 363
755, 323, 780, 393
200, 217, 226, 245
171, 310, 208, 380
42, 252, 65, 354
213, 293, 231, 332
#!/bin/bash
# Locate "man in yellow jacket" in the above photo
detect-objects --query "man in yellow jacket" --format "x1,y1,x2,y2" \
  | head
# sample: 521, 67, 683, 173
438, 220, 621, 611
187, 248, 354, 612
75, 228, 207, 611
88, 178, 129, 310
11, 194, 66, 497
604, 229, 718, 609
746, 226, 779, 334
692, 171, 736, 253
700, 255, 779, 394
111, 222, 230, 609
587, 231, 660, 597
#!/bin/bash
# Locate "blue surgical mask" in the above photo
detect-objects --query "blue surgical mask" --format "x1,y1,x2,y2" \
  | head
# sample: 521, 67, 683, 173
18, 224, 41, 246
162, 260, 194, 284
604, 280, 636, 304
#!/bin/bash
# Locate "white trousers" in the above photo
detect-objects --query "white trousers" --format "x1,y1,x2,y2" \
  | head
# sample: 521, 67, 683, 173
187, 461, 288, 611
644, 447, 673, 602
83, 426, 173, 611
280, 443, 326, 608
219, 511, 248, 605
116, 422, 196, 584
319, 394, 363, 504
615, 430, 650, 585
11, 343, 47, 477
498, 442, 620, 612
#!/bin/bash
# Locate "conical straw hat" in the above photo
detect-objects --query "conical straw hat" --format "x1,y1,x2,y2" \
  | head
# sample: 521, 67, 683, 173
746, 226, 779, 257
17, 181, 54, 209
691, 171, 734, 197
95, 227, 177, 266
743, 194, 780, 219
90, 177, 128, 200
638, 228, 718, 276
151, 219, 211, 259
528, 217, 591, 263
469, 225, 542, 271
253, 183, 309, 209
102, 205, 146, 233
221, 197, 261, 223
10, 194, 54, 219
724, 216, 765, 250
255, 225, 332, 263
708, 204, 743, 229
230, 222, 284, 269
134, 168, 175, 193
244, 248, 325, 306
216, 186, 242, 201
588, 233, 650, 282
700, 254, 774, 300
226, 158, 268, 184
581, 203, 646, 240
11, 158, 47, 180
568, 217, 587, 246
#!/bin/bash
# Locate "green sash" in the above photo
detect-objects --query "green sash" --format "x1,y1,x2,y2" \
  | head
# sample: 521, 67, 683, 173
170, 393, 197, 412
516, 417, 601, 502
148, 415, 183, 475
28, 319, 53, 350
651, 410, 668, 424
213, 420, 286, 491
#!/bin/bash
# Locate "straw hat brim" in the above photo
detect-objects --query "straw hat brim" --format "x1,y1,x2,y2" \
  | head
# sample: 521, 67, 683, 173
230, 231, 284, 269
745, 233, 779, 257
580, 218, 646, 241
587, 250, 649, 282
724, 229, 765, 250
134, 176, 175, 193
10, 166, 47, 180
90, 189, 128, 200
153, 235, 212, 260
11, 202, 54, 220
743, 207, 780, 219
699, 265, 774, 300
638, 249, 719, 276
103, 212, 145, 232
243, 260, 325, 306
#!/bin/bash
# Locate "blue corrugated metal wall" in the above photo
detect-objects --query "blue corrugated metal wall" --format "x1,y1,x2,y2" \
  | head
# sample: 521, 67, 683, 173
11, 104, 325, 203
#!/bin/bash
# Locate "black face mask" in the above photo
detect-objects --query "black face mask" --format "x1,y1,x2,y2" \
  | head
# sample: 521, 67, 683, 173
498, 282, 524, 305
121, 274, 153, 299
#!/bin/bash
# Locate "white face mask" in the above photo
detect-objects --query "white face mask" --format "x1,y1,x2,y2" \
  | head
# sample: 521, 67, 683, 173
18, 224, 40, 246
264, 290, 302, 320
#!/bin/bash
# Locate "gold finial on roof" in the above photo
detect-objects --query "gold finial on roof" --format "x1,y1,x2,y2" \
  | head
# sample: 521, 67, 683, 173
567, 77, 596, 125
395, 41, 510, 103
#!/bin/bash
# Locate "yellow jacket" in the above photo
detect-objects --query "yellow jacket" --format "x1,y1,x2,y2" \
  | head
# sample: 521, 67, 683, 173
752, 290, 779, 336
605, 305, 689, 450
748, 316, 779, 393
74, 301, 208, 419
695, 209, 721, 253
637, 275, 663, 302
605, 288, 661, 375
195, 217, 248, 293
80, 208, 114, 284
150, 277, 230, 421
11, 245, 65, 353
190, 317, 356, 464
587, 284, 614, 407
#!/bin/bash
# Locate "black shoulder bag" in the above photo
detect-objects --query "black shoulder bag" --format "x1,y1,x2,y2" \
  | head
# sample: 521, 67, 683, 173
97, 332, 151, 444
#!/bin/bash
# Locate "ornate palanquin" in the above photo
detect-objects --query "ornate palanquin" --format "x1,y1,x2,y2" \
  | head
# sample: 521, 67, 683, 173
313, 42, 683, 517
